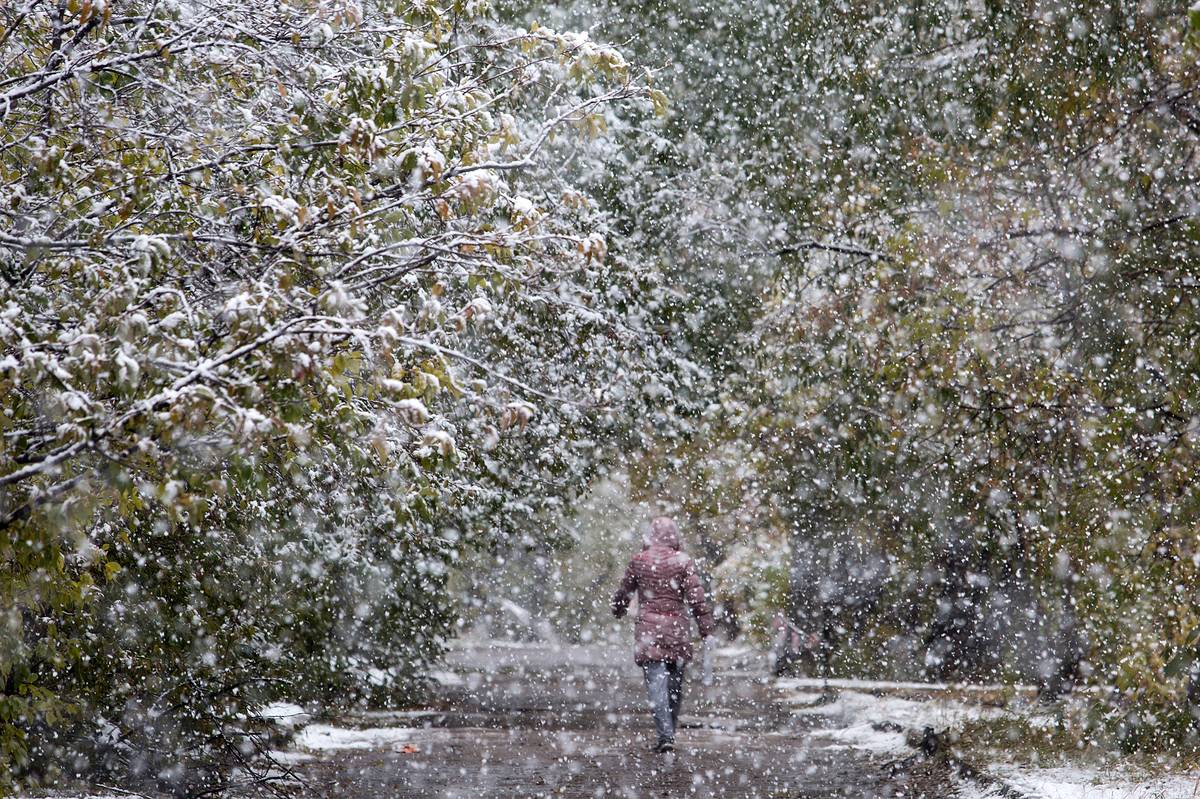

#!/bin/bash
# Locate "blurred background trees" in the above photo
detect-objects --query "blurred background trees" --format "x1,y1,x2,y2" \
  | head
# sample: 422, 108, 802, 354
504, 0, 1200, 749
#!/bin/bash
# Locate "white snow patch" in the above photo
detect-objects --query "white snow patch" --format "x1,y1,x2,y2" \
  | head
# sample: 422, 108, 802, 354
428, 669, 465, 686
782, 683, 1005, 756
812, 722, 909, 755
785, 685, 1001, 729
959, 766, 1200, 799
777, 677, 1035, 693
268, 749, 315, 764
294, 724, 417, 751
258, 702, 311, 728
498, 598, 532, 624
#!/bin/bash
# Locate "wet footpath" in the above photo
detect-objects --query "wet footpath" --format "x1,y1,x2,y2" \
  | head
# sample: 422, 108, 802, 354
275, 641, 954, 798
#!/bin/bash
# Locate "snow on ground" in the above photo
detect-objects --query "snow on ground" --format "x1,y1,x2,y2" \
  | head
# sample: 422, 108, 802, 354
778, 680, 1200, 797
293, 723, 418, 751
959, 766, 1200, 799
267, 748, 316, 764
780, 680, 1006, 756
257, 701, 311, 727
812, 722, 909, 755
428, 669, 466, 686
778, 677, 1035, 694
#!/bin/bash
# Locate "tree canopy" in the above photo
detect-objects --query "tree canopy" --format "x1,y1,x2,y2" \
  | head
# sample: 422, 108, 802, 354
0, 0, 672, 790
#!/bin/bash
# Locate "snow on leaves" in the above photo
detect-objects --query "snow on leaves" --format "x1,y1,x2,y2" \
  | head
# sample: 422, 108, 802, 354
0, 0, 653, 530
0, 0, 670, 790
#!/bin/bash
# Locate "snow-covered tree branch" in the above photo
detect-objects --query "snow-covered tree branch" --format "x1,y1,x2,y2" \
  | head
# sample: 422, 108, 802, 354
0, 0, 668, 790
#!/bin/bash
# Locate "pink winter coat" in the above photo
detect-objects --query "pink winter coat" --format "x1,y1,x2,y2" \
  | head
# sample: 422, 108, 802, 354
612, 517, 715, 665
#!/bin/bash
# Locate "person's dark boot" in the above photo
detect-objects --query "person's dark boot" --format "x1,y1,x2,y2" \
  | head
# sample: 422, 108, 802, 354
654, 739, 675, 753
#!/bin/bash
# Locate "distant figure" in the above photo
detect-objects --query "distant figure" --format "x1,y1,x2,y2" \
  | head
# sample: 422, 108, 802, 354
771, 611, 822, 677
612, 516, 715, 753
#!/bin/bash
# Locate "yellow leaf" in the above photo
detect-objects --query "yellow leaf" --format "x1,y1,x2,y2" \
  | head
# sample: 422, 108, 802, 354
104, 561, 122, 582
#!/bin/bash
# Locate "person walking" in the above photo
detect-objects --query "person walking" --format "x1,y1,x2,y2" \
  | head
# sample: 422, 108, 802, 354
612, 516, 715, 753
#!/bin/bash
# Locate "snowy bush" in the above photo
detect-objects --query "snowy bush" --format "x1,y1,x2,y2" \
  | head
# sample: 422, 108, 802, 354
0, 0, 669, 791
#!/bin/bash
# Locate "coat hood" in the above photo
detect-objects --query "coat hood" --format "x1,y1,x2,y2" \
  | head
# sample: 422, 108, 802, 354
643, 516, 682, 550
